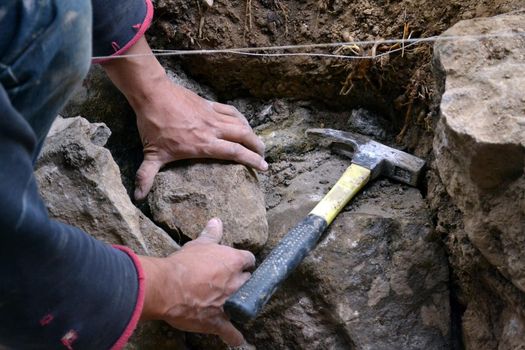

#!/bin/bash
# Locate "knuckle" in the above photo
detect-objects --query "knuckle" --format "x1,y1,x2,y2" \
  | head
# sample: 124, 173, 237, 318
135, 168, 149, 182
233, 252, 247, 266
228, 105, 239, 114
239, 126, 252, 139
229, 143, 242, 157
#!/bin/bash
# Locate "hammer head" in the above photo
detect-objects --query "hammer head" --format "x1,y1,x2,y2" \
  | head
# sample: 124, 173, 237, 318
307, 128, 425, 186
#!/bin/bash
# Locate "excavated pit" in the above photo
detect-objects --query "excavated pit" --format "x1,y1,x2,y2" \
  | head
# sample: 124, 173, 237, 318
58, 1, 525, 349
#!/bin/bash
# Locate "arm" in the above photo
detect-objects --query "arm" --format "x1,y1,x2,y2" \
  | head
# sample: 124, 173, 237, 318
102, 36, 260, 347
90, 0, 260, 345
0, 83, 251, 348
0, 85, 142, 350
101, 36, 267, 200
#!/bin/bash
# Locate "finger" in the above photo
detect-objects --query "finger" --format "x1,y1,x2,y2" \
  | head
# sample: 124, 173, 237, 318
211, 102, 250, 127
134, 159, 163, 201
207, 139, 268, 171
230, 272, 251, 292
215, 318, 246, 347
218, 122, 265, 157
235, 250, 256, 271
197, 218, 223, 243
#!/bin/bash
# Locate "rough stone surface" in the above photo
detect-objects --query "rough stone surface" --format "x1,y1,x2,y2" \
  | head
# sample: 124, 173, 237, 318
35, 116, 179, 257
187, 100, 449, 349
148, 161, 268, 251
240, 152, 450, 350
35, 116, 185, 350
230, 98, 396, 164
431, 14, 525, 349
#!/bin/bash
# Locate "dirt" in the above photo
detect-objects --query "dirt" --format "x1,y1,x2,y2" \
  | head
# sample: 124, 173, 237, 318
149, 0, 524, 154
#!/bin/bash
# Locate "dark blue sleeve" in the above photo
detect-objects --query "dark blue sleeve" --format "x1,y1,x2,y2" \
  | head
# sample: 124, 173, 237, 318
0, 85, 144, 349
91, 0, 153, 62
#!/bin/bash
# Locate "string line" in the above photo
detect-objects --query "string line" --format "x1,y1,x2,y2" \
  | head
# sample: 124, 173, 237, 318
92, 31, 525, 60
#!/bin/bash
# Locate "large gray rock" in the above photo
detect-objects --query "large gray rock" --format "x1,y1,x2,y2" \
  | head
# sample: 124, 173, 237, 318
432, 13, 525, 349
35, 116, 179, 257
35, 116, 185, 350
148, 161, 268, 251
239, 152, 450, 350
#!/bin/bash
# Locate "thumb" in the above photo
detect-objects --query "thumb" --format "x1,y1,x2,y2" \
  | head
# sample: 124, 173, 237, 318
134, 158, 162, 201
197, 218, 223, 244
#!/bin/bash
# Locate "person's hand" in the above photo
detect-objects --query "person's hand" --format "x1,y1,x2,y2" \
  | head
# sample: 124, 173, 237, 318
132, 81, 267, 200
101, 36, 267, 201
138, 218, 255, 346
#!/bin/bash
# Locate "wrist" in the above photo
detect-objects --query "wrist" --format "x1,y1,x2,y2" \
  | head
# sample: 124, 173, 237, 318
101, 36, 169, 112
138, 255, 166, 321
124, 68, 169, 111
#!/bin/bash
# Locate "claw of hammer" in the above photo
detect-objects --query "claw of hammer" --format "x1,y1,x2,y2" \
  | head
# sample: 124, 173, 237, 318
307, 128, 425, 186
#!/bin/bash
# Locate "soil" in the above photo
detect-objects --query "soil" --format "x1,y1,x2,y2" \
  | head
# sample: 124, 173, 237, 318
149, 0, 524, 154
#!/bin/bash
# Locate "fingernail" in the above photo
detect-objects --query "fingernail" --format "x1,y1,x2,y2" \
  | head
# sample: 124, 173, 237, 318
259, 160, 268, 171
134, 188, 144, 201
209, 218, 221, 226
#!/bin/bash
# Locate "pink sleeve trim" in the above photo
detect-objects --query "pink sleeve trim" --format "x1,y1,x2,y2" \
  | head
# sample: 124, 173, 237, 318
109, 245, 146, 350
92, 0, 154, 64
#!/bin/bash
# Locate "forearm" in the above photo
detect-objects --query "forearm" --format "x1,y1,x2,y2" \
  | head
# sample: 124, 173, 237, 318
101, 36, 168, 109
0, 86, 143, 350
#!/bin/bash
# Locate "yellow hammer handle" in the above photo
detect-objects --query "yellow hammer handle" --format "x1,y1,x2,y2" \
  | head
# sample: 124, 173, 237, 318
310, 163, 371, 224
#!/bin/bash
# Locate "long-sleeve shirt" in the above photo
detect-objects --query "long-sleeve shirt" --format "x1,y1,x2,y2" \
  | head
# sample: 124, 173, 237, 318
0, 0, 154, 348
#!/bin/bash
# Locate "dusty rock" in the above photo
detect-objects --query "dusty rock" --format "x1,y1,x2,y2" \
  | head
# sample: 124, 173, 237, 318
35, 116, 179, 256
148, 161, 268, 251
238, 151, 450, 349
432, 13, 525, 349
230, 98, 397, 163
35, 116, 185, 350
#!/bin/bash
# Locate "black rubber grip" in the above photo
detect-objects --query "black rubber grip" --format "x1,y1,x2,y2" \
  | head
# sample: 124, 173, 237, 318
224, 214, 328, 323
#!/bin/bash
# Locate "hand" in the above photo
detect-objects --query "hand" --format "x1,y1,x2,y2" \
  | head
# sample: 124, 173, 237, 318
132, 81, 267, 200
138, 218, 255, 346
101, 36, 267, 201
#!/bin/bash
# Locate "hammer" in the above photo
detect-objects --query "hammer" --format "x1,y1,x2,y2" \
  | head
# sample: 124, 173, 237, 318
224, 128, 425, 322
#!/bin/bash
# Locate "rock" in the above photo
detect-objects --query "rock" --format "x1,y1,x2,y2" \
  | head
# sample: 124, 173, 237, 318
36, 116, 179, 257
148, 161, 268, 251
432, 13, 525, 349
347, 108, 394, 141
233, 151, 450, 349
231, 98, 394, 163
36, 116, 185, 350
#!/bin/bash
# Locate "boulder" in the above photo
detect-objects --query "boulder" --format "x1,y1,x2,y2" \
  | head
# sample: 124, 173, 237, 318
35, 116, 185, 350
240, 152, 450, 349
35, 116, 179, 257
148, 161, 268, 251
432, 13, 525, 349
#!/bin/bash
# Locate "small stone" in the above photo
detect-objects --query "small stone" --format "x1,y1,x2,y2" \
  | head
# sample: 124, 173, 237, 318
148, 162, 268, 251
